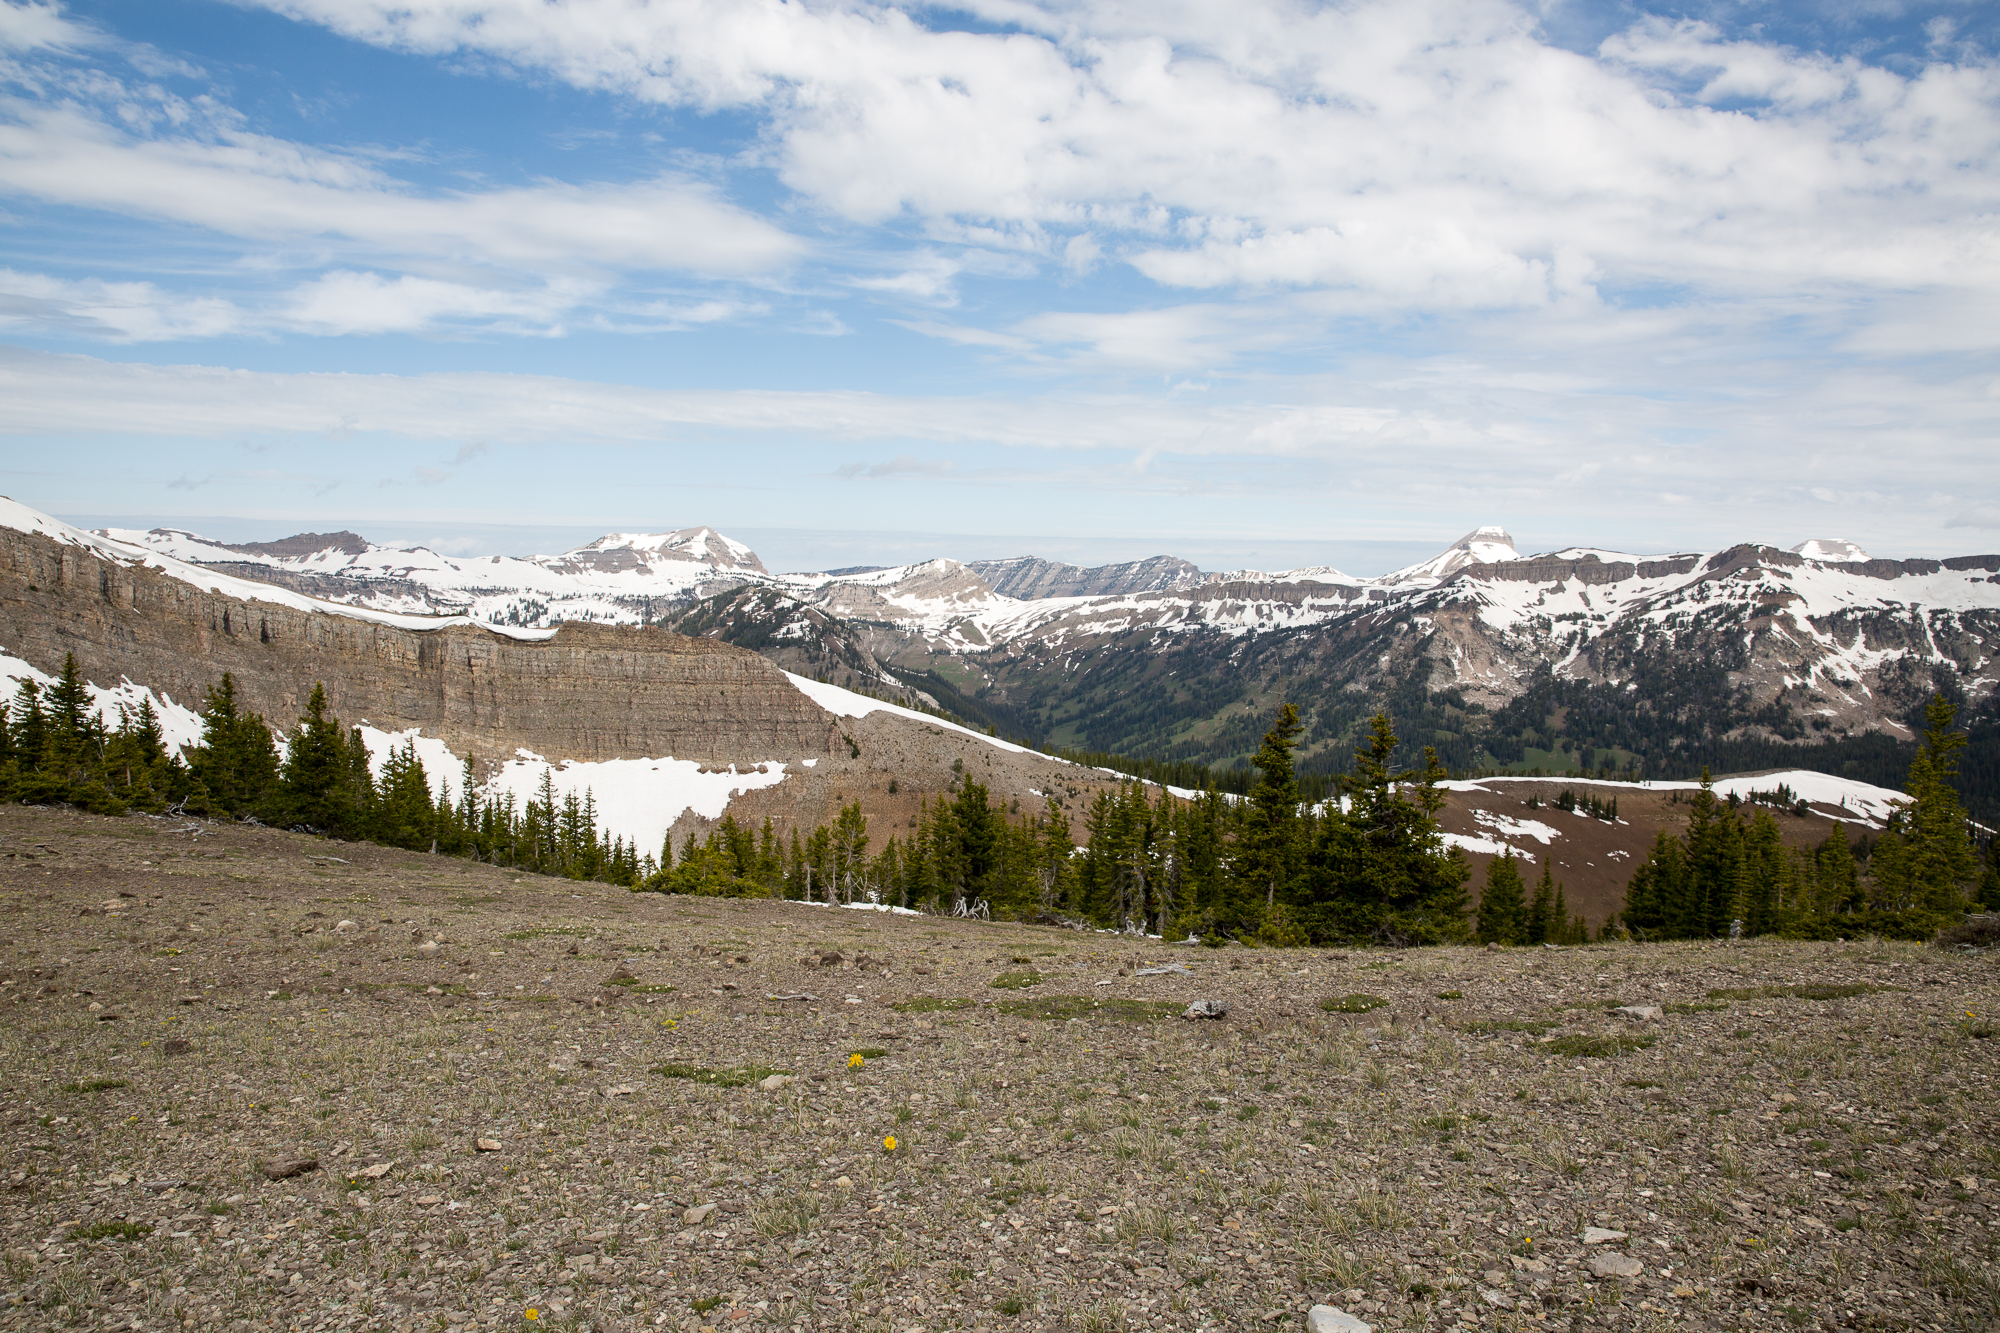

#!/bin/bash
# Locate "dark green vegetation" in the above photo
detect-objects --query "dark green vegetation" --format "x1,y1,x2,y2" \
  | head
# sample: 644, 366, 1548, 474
1, 659, 651, 885
645, 705, 1469, 946
1613, 697, 1995, 941
1319, 994, 1388, 1014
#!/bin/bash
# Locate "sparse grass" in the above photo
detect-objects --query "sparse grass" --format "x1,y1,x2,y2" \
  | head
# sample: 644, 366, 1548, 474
650, 1062, 785, 1087
68, 1221, 152, 1242
992, 996, 1181, 1021
5, 805, 1995, 1333
1320, 993, 1388, 1013
890, 996, 973, 1013
59, 1078, 128, 1094
1545, 1033, 1656, 1058
750, 1192, 822, 1238
990, 970, 1044, 989
1462, 1018, 1555, 1034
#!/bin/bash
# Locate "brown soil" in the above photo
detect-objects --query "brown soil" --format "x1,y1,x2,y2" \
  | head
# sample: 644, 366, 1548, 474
2, 805, 1995, 1333
1437, 783, 1860, 934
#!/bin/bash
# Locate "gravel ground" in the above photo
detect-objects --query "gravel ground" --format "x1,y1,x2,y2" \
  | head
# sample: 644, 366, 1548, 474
2, 803, 1995, 1333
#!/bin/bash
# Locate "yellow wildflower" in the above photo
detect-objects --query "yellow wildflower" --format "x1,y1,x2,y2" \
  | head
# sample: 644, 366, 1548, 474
525, 1310, 539, 1322
883, 1135, 898, 1152
849, 1053, 865, 1068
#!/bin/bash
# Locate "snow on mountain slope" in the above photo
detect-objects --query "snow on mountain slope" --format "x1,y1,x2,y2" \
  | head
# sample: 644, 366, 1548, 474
0, 649, 208, 753
1792, 538, 1870, 563
100, 518, 776, 624
1444, 771, 1911, 827
4, 497, 558, 640
785, 672, 1035, 756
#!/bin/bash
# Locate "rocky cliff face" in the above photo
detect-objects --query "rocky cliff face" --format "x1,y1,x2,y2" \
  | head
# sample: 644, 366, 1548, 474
969, 554, 1206, 600
0, 525, 838, 770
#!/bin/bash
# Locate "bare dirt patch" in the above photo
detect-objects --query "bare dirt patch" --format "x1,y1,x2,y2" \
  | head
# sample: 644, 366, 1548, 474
1, 804, 1995, 1333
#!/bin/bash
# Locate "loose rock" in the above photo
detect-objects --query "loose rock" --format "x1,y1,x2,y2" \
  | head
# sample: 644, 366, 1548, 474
1182, 999, 1230, 1020
1613, 1005, 1662, 1020
259, 1157, 318, 1180
1307, 1305, 1372, 1333
1587, 1251, 1644, 1279
1583, 1227, 1629, 1245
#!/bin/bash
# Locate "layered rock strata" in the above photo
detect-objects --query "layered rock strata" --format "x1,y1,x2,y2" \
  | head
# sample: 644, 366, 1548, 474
0, 526, 837, 768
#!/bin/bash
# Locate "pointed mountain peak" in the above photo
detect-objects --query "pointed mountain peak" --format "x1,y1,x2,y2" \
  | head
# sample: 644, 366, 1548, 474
1385, 526, 1519, 584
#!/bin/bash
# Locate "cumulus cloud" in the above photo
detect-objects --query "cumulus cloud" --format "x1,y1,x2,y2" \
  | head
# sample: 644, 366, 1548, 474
241, 0, 2000, 311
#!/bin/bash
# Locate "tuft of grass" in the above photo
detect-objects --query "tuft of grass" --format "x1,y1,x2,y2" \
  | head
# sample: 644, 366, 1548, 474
890, 997, 973, 1013
1115, 1205, 1179, 1246
68, 1221, 152, 1242
60, 1078, 128, 1094
991, 970, 1044, 989
1434, 990, 1463, 1000
1545, 1033, 1656, 1058
1462, 1018, 1555, 1034
993, 996, 1181, 1022
1320, 993, 1388, 1014
652, 1063, 785, 1088
750, 1192, 822, 1238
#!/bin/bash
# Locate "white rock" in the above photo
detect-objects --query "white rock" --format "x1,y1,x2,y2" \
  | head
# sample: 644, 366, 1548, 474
417, 940, 440, 956
683, 1202, 718, 1226
334, 919, 359, 935
1182, 999, 1230, 1020
1613, 1005, 1662, 1020
758, 1074, 796, 1093
1587, 1251, 1644, 1279
1306, 1306, 1372, 1333
1583, 1227, 1628, 1245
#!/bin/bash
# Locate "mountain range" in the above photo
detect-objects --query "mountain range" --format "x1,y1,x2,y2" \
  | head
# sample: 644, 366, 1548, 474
97, 516, 2000, 820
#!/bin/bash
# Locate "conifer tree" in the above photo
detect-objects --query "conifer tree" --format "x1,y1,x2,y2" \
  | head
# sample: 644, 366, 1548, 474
1476, 852, 1527, 944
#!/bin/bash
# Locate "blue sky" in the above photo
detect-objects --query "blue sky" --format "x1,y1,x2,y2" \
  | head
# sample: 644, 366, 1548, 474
1, 0, 1996, 574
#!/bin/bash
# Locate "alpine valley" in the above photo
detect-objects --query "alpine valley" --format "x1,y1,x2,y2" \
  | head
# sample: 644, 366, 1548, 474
96, 512, 2000, 823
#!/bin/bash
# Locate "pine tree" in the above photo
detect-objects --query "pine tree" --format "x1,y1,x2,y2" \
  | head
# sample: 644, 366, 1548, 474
1525, 863, 1556, 945
278, 683, 367, 835
1476, 852, 1527, 944
1242, 704, 1304, 918
1868, 694, 1978, 916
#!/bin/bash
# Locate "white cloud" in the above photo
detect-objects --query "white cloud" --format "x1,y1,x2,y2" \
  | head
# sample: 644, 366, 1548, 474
284, 271, 590, 335
240, 0, 2000, 313
0, 267, 244, 340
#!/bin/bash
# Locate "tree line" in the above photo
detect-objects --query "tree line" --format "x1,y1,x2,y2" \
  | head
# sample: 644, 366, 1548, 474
653, 704, 1473, 946
8, 653, 1989, 944
1, 658, 649, 883
1604, 695, 1997, 941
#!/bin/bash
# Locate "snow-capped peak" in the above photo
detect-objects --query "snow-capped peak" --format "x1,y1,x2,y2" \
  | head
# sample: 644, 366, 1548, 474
541, 528, 767, 575
1384, 526, 1519, 585
1791, 538, 1870, 563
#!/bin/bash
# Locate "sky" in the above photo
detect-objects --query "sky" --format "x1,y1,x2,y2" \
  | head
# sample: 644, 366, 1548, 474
0, 0, 1996, 575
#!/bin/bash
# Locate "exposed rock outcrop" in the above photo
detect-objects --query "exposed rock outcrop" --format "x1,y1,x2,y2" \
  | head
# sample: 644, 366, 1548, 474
0, 525, 836, 769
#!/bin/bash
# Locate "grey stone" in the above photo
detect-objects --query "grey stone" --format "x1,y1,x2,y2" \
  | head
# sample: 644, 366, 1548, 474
258, 1157, 318, 1180
1135, 964, 1191, 976
683, 1202, 718, 1226
1587, 1251, 1643, 1279
1583, 1227, 1629, 1245
1182, 999, 1230, 1020
758, 1074, 796, 1092
1612, 1005, 1662, 1020
1306, 1306, 1371, 1333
